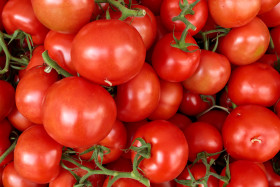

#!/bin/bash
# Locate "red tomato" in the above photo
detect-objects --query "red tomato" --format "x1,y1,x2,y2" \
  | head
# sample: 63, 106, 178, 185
140, 0, 163, 15
2, 0, 49, 44
49, 168, 76, 187
44, 31, 76, 74
152, 32, 200, 82
222, 105, 280, 162
43, 76, 117, 148
258, 54, 278, 67
151, 180, 177, 187
183, 122, 223, 162
106, 157, 133, 172
160, 0, 208, 36
270, 25, 280, 55
131, 120, 189, 183
176, 163, 219, 187
2, 162, 47, 187
75, 120, 127, 164
8, 105, 35, 131
0, 0, 7, 31
219, 17, 270, 65
0, 119, 13, 167
167, 113, 192, 131
218, 89, 233, 112
148, 80, 183, 120
102, 177, 146, 187
275, 99, 280, 117
219, 160, 269, 187
208, 0, 261, 28
258, 0, 280, 14
258, 2, 280, 27
0, 80, 15, 121
182, 50, 231, 95
14, 125, 62, 184
197, 110, 228, 132
16, 66, 59, 124
263, 160, 280, 186
31, 0, 94, 33
115, 63, 160, 122
71, 19, 146, 86
227, 62, 280, 107
0, 166, 3, 187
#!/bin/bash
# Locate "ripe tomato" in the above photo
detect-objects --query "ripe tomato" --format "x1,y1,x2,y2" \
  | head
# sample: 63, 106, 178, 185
140, 0, 163, 15
263, 160, 280, 186
102, 177, 146, 187
182, 50, 231, 95
152, 32, 200, 82
270, 25, 280, 55
131, 120, 189, 183
258, 2, 280, 27
208, 0, 261, 28
167, 113, 192, 131
0, 0, 7, 31
49, 168, 76, 187
148, 80, 183, 120
115, 63, 160, 122
2, 162, 47, 187
219, 17, 270, 65
160, 0, 208, 36
2, 0, 49, 44
71, 19, 146, 86
222, 105, 280, 162
43, 76, 117, 148
197, 110, 228, 132
0, 80, 15, 121
14, 125, 62, 184
151, 180, 177, 187
227, 62, 280, 107
258, 0, 280, 14
31, 0, 94, 33
219, 160, 269, 187
258, 54, 278, 67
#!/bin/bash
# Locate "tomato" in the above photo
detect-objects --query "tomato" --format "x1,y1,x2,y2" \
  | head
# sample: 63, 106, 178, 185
49, 168, 76, 187
176, 163, 219, 187
222, 105, 280, 162
0, 166, 3, 187
75, 120, 127, 164
103, 177, 146, 187
167, 113, 192, 131
258, 2, 280, 27
140, 0, 163, 15
0, 0, 7, 31
183, 122, 223, 162
263, 160, 280, 186
106, 157, 133, 172
258, 54, 278, 67
182, 50, 231, 95
275, 99, 280, 117
151, 180, 177, 187
227, 62, 280, 107
44, 31, 76, 74
43, 76, 117, 148
160, 0, 208, 36
0, 119, 13, 167
31, 0, 94, 33
219, 17, 270, 65
115, 63, 160, 122
14, 125, 62, 184
270, 25, 280, 55
71, 19, 146, 86
16, 66, 59, 124
2, 162, 47, 187
219, 160, 269, 187
2, 0, 49, 45
258, 0, 280, 14
131, 120, 189, 183
218, 89, 233, 112
208, 0, 261, 28
197, 110, 228, 132
148, 79, 183, 120
0, 80, 15, 121
152, 32, 200, 82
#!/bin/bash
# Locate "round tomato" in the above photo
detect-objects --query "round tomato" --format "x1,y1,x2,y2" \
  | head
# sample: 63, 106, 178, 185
49, 168, 76, 187
263, 160, 280, 186
258, 2, 280, 27
8, 105, 35, 131
102, 177, 146, 187
167, 113, 192, 131
151, 180, 177, 187
270, 25, 280, 55
0, 0, 7, 31
140, 0, 163, 15
71, 19, 146, 86
258, 0, 280, 14
0, 80, 15, 121
258, 54, 278, 67
197, 110, 228, 132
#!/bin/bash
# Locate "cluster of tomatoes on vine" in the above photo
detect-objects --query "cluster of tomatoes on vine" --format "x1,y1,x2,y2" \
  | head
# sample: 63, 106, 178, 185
0, 0, 280, 186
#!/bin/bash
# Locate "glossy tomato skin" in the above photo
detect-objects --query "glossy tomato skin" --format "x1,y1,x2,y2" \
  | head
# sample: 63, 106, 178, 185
219, 17, 270, 65
14, 125, 62, 184
16, 66, 59, 124
71, 19, 146, 86
208, 0, 261, 28
183, 122, 223, 162
270, 25, 280, 55
2, 0, 49, 44
182, 50, 231, 95
44, 31, 76, 74
148, 79, 183, 120
8, 105, 35, 131
0, 0, 7, 31
227, 62, 280, 107
102, 177, 146, 187
131, 120, 189, 183
43, 76, 117, 148
152, 32, 200, 82
258, 2, 280, 27
31, 0, 94, 33
258, 0, 280, 14
167, 113, 192, 131
160, 0, 208, 36
0, 80, 15, 121
263, 160, 280, 186
115, 63, 160, 122
197, 110, 228, 133
222, 105, 280, 163
49, 168, 76, 187
219, 160, 269, 187
2, 162, 47, 187
258, 54, 278, 67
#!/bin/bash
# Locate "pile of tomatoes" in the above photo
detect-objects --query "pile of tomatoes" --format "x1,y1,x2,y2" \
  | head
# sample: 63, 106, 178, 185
0, 0, 280, 186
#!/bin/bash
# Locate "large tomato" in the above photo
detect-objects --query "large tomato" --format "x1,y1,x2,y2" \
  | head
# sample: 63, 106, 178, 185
0, 80, 15, 121
49, 168, 76, 187
208, 0, 261, 28
131, 120, 189, 183
263, 160, 280, 186
43, 76, 117, 148
71, 19, 146, 86
222, 105, 280, 163
258, 2, 280, 27
218, 17, 270, 65
258, 0, 280, 14
31, 0, 94, 33
14, 125, 62, 184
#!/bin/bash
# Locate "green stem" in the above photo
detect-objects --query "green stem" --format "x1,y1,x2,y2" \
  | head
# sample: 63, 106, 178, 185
0, 32, 12, 74
0, 139, 17, 164
42, 50, 73, 77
